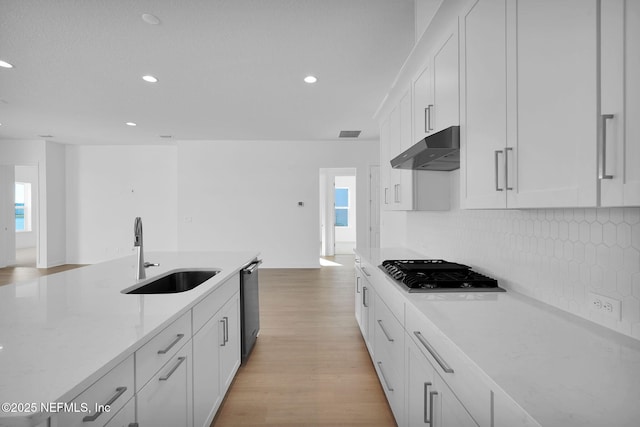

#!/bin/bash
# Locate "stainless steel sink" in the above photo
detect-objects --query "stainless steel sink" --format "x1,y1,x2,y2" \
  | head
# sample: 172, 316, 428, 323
123, 269, 220, 294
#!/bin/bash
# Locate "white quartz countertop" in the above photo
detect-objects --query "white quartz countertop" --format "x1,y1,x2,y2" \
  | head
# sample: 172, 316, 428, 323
0, 251, 258, 426
355, 247, 640, 427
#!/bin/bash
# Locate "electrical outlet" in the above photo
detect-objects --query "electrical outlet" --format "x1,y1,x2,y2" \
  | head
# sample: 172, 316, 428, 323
588, 292, 621, 321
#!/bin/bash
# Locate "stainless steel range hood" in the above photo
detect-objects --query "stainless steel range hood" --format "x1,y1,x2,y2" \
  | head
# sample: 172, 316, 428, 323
390, 126, 460, 171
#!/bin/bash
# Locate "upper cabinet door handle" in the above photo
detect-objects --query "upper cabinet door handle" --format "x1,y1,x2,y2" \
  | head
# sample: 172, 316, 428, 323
494, 150, 504, 191
505, 147, 514, 191
599, 114, 615, 180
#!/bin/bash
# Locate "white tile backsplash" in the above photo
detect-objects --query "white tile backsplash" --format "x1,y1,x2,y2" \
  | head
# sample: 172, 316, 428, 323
406, 207, 640, 340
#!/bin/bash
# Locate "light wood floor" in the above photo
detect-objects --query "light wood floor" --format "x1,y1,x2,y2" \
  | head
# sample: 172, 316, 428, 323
0, 263, 85, 287
213, 255, 396, 427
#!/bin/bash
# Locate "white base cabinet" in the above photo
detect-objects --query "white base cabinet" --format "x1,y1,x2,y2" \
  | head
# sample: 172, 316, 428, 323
50, 273, 242, 427
137, 344, 193, 427
406, 335, 478, 427
354, 252, 538, 427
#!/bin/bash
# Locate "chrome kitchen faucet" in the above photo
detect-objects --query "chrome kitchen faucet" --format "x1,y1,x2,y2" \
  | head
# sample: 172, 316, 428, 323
134, 217, 158, 280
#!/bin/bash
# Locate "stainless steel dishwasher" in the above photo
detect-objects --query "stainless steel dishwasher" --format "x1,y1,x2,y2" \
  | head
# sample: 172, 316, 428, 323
240, 259, 261, 364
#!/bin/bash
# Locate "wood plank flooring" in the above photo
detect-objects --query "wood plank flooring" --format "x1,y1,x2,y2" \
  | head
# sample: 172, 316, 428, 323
213, 255, 396, 427
0, 263, 85, 287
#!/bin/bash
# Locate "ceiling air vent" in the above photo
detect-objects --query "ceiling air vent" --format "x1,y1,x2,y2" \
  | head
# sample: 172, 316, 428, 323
339, 130, 361, 138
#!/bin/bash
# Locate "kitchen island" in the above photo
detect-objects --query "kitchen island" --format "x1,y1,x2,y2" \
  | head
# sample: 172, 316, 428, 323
355, 247, 640, 427
0, 251, 258, 427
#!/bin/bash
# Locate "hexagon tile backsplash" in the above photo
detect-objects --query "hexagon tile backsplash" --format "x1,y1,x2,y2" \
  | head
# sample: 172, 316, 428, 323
407, 207, 640, 340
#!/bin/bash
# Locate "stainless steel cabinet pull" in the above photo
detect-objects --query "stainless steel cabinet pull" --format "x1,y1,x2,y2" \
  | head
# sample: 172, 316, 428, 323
82, 386, 127, 422
505, 147, 514, 190
128, 423, 139, 427
377, 320, 394, 342
423, 382, 433, 424
361, 266, 371, 277
494, 150, 504, 191
362, 286, 368, 308
599, 114, 615, 179
377, 361, 394, 392
223, 316, 229, 344
414, 331, 454, 373
427, 105, 434, 131
220, 318, 228, 346
425, 107, 429, 133
356, 276, 361, 293
157, 333, 184, 354
159, 356, 186, 381
384, 187, 389, 204
245, 259, 262, 273
429, 390, 438, 425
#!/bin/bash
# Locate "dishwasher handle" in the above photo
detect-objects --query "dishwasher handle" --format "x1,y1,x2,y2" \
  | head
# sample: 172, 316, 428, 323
244, 259, 263, 274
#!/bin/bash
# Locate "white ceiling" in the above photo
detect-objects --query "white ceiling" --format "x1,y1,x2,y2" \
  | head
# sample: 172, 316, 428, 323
0, 0, 415, 145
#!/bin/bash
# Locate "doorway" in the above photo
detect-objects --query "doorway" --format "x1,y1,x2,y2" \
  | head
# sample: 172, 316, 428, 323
0, 165, 39, 268
319, 168, 357, 256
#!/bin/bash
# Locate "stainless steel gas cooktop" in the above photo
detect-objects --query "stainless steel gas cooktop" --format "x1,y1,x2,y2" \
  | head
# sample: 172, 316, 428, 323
379, 259, 505, 293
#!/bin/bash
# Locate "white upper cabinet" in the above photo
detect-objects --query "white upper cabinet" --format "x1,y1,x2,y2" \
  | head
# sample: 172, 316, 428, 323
600, 0, 640, 207
507, 0, 598, 208
413, 64, 433, 142
381, 87, 450, 212
459, 0, 508, 209
462, 0, 608, 209
413, 25, 459, 140
432, 29, 459, 133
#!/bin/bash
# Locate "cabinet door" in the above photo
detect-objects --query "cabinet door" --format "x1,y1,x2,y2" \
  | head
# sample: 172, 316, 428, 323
414, 65, 434, 141
407, 335, 479, 427
406, 333, 438, 427
436, 375, 479, 427
507, 0, 598, 208
355, 271, 363, 326
380, 118, 393, 210
137, 344, 193, 427
396, 89, 415, 210
219, 293, 241, 391
432, 28, 459, 132
193, 312, 222, 427
600, 0, 640, 206
460, 0, 508, 209
103, 397, 135, 427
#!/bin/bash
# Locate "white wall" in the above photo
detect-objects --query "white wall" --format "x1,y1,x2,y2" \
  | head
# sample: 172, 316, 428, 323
15, 165, 38, 249
177, 140, 378, 267
65, 145, 179, 264
391, 170, 640, 340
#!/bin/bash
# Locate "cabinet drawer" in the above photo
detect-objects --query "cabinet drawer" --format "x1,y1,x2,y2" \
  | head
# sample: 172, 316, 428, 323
364, 264, 404, 323
136, 311, 191, 390
193, 273, 240, 333
406, 303, 491, 427
57, 355, 134, 427
374, 357, 404, 425
373, 293, 404, 367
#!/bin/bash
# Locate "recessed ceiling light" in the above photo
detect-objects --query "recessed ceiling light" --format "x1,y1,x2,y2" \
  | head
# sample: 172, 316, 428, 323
142, 75, 158, 83
142, 13, 161, 25
0, 60, 14, 69
126, 122, 137, 127
304, 75, 318, 84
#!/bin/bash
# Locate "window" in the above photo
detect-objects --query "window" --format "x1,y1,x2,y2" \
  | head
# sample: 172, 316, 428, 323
15, 182, 32, 232
335, 187, 349, 227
